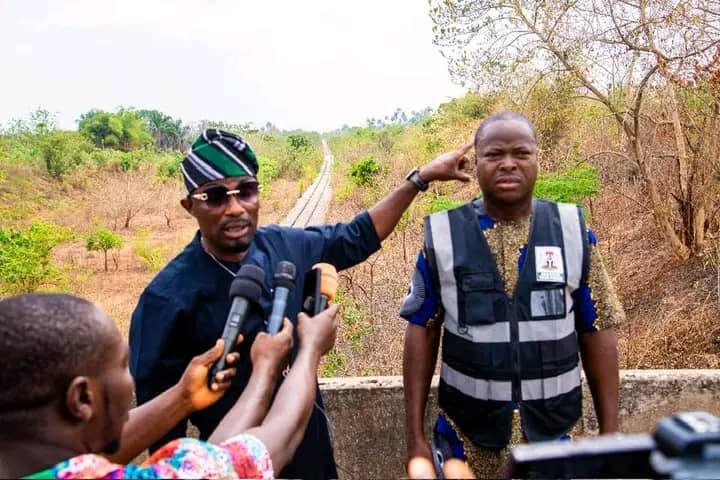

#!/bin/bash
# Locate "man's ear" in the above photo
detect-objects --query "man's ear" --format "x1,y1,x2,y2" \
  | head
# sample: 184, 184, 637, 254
180, 197, 193, 215
65, 377, 94, 422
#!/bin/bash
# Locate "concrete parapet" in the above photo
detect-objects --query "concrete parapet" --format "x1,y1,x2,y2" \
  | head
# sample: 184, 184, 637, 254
320, 370, 720, 479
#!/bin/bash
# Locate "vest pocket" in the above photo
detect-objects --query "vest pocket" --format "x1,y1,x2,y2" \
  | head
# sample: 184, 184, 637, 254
529, 286, 566, 320
457, 269, 503, 326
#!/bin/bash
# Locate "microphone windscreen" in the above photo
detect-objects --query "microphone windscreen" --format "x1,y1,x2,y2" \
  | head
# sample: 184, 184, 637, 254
273, 261, 297, 290
229, 264, 265, 301
313, 262, 338, 301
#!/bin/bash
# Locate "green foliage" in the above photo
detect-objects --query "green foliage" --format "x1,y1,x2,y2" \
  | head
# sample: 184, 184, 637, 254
438, 92, 494, 120
133, 228, 166, 272
427, 194, 465, 214
534, 164, 599, 205
257, 155, 280, 184
137, 109, 187, 150
40, 131, 94, 179
155, 152, 183, 181
78, 108, 152, 151
320, 349, 347, 377
0, 221, 74, 294
349, 155, 380, 186
335, 288, 372, 351
86, 224, 124, 271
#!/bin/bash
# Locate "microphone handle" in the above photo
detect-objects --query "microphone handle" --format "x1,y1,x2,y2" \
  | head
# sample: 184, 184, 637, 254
267, 286, 290, 335
209, 296, 250, 386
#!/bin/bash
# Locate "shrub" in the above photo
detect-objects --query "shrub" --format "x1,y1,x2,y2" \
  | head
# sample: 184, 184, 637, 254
86, 224, 123, 271
534, 163, 599, 205
0, 221, 74, 294
133, 228, 166, 272
349, 156, 380, 186
427, 194, 465, 214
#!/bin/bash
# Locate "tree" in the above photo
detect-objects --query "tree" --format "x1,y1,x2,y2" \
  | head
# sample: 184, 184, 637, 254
86, 224, 123, 271
431, 0, 720, 259
137, 109, 187, 150
78, 109, 152, 151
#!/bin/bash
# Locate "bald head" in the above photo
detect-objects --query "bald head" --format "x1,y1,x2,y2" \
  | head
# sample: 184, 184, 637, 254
0, 294, 118, 417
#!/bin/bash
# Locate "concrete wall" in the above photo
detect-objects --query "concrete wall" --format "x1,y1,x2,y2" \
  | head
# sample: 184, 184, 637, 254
319, 370, 720, 479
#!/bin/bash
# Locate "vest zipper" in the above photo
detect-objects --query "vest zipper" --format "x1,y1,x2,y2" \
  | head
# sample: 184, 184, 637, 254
508, 298, 521, 402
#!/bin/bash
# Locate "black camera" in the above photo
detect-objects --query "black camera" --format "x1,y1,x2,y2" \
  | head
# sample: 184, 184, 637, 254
508, 411, 720, 479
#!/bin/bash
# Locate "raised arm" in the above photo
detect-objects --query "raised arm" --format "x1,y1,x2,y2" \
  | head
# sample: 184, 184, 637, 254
369, 143, 473, 241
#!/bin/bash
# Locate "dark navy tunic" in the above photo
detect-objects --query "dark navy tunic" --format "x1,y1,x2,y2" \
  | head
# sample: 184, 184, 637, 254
129, 212, 380, 480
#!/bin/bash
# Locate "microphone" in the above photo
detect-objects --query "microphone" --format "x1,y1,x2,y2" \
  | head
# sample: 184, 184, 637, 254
266, 261, 297, 335
313, 262, 338, 311
209, 264, 265, 386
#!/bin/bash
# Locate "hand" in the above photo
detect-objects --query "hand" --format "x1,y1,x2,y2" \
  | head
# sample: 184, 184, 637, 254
297, 304, 339, 356
419, 141, 474, 183
179, 338, 241, 411
250, 318, 293, 376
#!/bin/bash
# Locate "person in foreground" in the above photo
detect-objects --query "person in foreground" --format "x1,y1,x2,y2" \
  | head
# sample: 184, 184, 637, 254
0, 293, 338, 479
401, 111, 625, 478
129, 129, 472, 478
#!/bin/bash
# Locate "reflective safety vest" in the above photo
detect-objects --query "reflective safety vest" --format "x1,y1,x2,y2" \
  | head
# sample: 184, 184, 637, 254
424, 199, 590, 449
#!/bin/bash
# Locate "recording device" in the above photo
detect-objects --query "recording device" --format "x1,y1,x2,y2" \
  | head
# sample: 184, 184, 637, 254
508, 411, 720, 479
266, 261, 297, 335
209, 264, 264, 386
315, 262, 338, 311
302, 263, 338, 315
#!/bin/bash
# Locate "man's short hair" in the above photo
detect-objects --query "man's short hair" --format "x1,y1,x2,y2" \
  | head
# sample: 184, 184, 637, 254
0, 294, 112, 415
475, 111, 538, 145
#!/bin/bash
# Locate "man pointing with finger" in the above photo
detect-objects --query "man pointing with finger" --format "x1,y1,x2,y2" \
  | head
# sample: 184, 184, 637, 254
129, 129, 473, 479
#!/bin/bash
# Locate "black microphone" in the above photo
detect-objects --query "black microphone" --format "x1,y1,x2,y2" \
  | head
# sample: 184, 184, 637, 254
267, 261, 297, 335
209, 264, 265, 386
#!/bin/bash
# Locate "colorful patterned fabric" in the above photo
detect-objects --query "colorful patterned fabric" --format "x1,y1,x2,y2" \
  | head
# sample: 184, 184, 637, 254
181, 129, 259, 193
25, 434, 273, 479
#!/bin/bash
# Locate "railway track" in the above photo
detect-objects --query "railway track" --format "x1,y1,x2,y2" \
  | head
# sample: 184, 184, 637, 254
282, 140, 334, 228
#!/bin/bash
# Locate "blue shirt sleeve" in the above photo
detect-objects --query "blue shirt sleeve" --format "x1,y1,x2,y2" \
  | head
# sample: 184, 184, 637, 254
129, 289, 191, 450
302, 211, 381, 271
573, 228, 598, 333
399, 251, 439, 327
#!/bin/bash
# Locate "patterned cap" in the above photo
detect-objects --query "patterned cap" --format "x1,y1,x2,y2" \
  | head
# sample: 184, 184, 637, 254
181, 129, 259, 193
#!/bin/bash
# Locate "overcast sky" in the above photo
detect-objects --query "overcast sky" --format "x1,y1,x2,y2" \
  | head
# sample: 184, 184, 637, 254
0, 0, 466, 132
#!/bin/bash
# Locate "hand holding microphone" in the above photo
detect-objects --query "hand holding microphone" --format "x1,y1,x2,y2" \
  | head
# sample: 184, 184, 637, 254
313, 262, 338, 312
209, 264, 265, 386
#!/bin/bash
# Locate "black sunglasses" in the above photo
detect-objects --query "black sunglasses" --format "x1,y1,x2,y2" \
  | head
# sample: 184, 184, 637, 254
191, 181, 260, 208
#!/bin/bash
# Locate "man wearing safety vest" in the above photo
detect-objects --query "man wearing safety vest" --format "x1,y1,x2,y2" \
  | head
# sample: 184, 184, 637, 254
401, 111, 624, 478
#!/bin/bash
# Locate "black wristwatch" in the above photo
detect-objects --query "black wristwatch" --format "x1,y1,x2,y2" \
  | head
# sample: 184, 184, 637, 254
405, 168, 430, 191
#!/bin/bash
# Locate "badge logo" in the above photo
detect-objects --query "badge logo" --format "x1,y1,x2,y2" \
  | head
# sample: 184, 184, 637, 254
535, 246, 565, 282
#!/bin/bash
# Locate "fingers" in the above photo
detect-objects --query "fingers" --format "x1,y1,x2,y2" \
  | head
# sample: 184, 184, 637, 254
225, 351, 241, 366
235, 334, 244, 346
212, 366, 237, 391
196, 339, 224, 365
444, 459, 476, 479
458, 140, 474, 155
407, 456, 436, 479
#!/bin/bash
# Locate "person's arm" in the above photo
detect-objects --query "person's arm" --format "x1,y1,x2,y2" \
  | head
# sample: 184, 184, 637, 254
208, 319, 294, 443
244, 305, 339, 472
575, 232, 624, 434
108, 339, 240, 464
129, 291, 193, 450
404, 322, 442, 462
579, 329, 619, 433
369, 143, 473, 241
